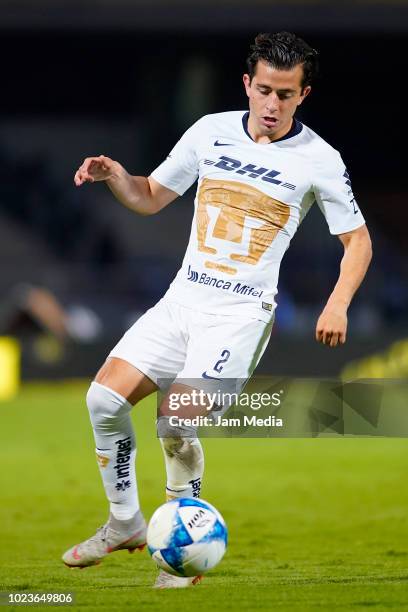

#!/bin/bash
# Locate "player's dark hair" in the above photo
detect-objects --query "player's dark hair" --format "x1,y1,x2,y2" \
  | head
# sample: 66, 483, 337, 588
246, 32, 319, 89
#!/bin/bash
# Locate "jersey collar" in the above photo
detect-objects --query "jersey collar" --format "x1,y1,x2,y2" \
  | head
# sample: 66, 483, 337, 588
242, 111, 303, 144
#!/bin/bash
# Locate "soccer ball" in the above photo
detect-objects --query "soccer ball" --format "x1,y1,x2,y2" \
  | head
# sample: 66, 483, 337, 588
146, 498, 228, 577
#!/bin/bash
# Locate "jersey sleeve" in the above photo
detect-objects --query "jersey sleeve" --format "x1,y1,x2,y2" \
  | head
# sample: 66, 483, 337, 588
313, 149, 365, 235
150, 118, 202, 196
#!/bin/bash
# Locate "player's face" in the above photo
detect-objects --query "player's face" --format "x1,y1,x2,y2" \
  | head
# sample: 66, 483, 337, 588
243, 61, 311, 143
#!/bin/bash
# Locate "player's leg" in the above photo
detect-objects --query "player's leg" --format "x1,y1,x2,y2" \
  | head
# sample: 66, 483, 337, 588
63, 299, 187, 569
157, 310, 272, 507
154, 312, 272, 587
90, 357, 158, 519
157, 383, 206, 501
62, 358, 157, 568
153, 383, 207, 588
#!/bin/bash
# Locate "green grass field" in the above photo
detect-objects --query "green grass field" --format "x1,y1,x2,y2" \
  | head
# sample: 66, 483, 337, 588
1, 381, 408, 611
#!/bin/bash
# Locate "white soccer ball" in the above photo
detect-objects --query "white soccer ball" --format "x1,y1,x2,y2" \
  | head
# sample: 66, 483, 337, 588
146, 498, 228, 577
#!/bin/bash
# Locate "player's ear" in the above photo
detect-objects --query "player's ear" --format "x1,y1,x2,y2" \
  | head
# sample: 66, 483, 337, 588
243, 74, 251, 97
298, 85, 311, 105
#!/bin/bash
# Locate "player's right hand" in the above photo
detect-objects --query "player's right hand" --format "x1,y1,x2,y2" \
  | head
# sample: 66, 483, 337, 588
74, 155, 120, 186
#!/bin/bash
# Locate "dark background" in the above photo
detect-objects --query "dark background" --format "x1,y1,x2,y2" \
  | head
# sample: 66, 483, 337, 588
1, 1, 407, 378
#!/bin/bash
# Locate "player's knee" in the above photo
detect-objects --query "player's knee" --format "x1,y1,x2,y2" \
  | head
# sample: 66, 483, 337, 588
157, 417, 194, 455
157, 416, 196, 443
157, 417, 203, 462
86, 381, 132, 430
160, 436, 187, 457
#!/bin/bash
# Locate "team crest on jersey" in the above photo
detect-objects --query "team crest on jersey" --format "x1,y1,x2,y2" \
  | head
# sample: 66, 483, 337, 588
196, 178, 290, 276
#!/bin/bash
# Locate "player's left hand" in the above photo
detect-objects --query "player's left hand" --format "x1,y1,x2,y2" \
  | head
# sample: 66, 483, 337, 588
315, 304, 348, 347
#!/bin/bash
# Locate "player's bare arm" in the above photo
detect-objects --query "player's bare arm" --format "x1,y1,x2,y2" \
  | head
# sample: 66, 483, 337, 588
315, 224, 372, 347
74, 155, 178, 215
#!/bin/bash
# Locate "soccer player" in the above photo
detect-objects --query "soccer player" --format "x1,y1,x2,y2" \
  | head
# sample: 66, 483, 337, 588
62, 32, 372, 588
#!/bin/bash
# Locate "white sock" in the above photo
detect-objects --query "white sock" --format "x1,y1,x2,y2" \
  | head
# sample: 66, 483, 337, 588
87, 381, 140, 520
159, 435, 204, 499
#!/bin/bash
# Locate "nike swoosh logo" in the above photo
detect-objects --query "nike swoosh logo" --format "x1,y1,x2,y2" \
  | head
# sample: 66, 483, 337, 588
202, 371, 221, 380
214, 140, 234, 146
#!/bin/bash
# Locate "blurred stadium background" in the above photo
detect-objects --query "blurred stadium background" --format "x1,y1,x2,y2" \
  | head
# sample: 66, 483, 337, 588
0, 0, 407, 388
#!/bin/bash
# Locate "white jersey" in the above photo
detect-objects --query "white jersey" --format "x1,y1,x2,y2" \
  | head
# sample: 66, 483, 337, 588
151, 111, 365, 323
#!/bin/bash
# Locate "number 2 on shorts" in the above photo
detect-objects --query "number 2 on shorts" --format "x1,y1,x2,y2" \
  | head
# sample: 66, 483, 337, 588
213, 349, 231, 373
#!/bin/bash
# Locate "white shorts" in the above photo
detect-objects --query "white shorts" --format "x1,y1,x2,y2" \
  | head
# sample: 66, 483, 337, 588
109, 298, 272, 391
